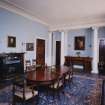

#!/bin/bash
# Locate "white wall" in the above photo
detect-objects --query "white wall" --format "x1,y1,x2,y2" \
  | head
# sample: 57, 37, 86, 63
98, 27, 105, 38
1, 7, 105, 71
52, 31, 61, 65
67, 28, 93, 57
0, 8, 49, 65
52, 29, 93, 65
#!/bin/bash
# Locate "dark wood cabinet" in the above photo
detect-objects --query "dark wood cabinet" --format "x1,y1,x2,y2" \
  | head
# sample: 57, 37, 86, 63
64, 56, 92, 73
0, 53, 24, 82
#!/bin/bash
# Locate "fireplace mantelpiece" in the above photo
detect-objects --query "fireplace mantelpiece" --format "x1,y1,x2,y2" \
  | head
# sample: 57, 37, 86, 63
64, 56, 92, 73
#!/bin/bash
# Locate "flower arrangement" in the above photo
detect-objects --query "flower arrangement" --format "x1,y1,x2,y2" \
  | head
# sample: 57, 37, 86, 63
76, 52, 81, 57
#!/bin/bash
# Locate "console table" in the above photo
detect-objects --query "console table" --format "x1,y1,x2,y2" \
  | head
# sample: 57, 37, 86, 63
64, 56, 92, 73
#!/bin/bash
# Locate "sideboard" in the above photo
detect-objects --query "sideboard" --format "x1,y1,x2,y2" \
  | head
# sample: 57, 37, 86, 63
64, 56, 92, 73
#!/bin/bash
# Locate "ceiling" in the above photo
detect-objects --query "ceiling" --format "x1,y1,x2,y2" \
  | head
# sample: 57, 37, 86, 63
2, 0, 105, 30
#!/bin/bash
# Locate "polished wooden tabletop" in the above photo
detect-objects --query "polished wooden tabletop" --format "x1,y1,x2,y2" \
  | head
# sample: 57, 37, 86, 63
26, 66, 70, 84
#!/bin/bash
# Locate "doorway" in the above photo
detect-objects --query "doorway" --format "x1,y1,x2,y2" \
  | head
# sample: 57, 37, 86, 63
99, 39, 105, 61
99, 39, 105, 74
56, 41, 61, 66
36, 39, 45, 65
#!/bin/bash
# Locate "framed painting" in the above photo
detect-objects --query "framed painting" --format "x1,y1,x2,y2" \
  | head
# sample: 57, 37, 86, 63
26, 43, 34, 51
8, 36, 16, 47
75, 36, 85, 50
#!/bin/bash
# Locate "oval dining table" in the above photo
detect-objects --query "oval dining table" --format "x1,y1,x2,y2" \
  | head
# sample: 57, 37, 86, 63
26, 66, 70, 87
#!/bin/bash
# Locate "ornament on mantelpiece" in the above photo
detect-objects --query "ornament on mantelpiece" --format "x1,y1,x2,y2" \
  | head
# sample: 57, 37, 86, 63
76, 52, 81, 57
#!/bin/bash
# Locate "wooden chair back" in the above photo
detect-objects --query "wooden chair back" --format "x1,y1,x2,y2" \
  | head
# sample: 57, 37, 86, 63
25, 60, 31, 72
12, 75, 38, 104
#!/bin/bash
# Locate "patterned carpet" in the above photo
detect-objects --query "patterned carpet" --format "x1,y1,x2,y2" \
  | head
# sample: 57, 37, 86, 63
102, 80, 105, 105
0, 75, 103, 105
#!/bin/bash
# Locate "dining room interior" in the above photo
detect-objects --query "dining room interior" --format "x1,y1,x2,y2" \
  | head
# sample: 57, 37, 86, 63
0, 0, 105, 105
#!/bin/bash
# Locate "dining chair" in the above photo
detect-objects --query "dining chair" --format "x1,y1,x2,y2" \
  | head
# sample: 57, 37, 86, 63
69, 63, 73, 79
65, 67, 73, 81
51, 65, 56, 69
32, 59, 36, 66
12, 75, 38, 105
47, 65, 56, 73
48, 65, 56, 71
31, 59, 36, 71
25, 60, 31, 72
35, 60, 43, 70
64, 65, 73, 87
48, 75, 65, 101
64, 70, 71, 87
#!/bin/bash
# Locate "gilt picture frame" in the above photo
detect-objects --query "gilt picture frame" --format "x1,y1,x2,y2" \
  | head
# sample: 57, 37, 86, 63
8, 36, 16, 47
26, 43, 34, 51
75, 36, 85, 50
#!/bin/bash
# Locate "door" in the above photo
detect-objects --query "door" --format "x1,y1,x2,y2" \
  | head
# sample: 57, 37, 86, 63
36, 39, 45, 65
56, 41, 61, 66
99, 39, 105, 74
99, 39, 105, 62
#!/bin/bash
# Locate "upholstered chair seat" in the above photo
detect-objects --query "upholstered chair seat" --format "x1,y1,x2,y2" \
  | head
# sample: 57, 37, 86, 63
14, 87, 38, 100
50, 79, 63, 89
65, 74, 70, 80
13, 76, 38, 104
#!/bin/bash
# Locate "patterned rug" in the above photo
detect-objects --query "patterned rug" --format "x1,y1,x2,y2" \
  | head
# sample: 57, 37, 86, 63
102, 80, 105, 105
0, 75, 103, 105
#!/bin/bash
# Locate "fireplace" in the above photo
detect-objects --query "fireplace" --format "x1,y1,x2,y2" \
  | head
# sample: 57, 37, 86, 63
0, 53, 24, 81
64, 56, 92, 73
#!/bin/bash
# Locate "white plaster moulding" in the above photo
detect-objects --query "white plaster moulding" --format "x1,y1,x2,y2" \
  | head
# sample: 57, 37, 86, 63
0, 0, 49, 27
49, 18, 105, 31
1, 0, 105, 32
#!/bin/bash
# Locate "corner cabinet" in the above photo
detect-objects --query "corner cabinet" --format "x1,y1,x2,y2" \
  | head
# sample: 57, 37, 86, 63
64, 56, 92, 73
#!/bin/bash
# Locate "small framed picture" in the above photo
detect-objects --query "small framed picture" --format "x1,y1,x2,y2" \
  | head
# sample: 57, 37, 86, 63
8, 36, 16, 47
26, 43, 34, 51
75, 36, 85, 50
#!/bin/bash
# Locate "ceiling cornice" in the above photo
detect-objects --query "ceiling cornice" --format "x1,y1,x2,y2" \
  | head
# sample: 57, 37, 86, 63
49, 17, 105, 31
0, 0, 105, 31
0, 0, 49, 27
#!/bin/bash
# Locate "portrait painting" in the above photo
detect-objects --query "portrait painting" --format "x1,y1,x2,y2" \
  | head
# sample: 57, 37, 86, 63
26, 43, 34, 51
8, 36, 16, 47
75, 36, 85, 50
